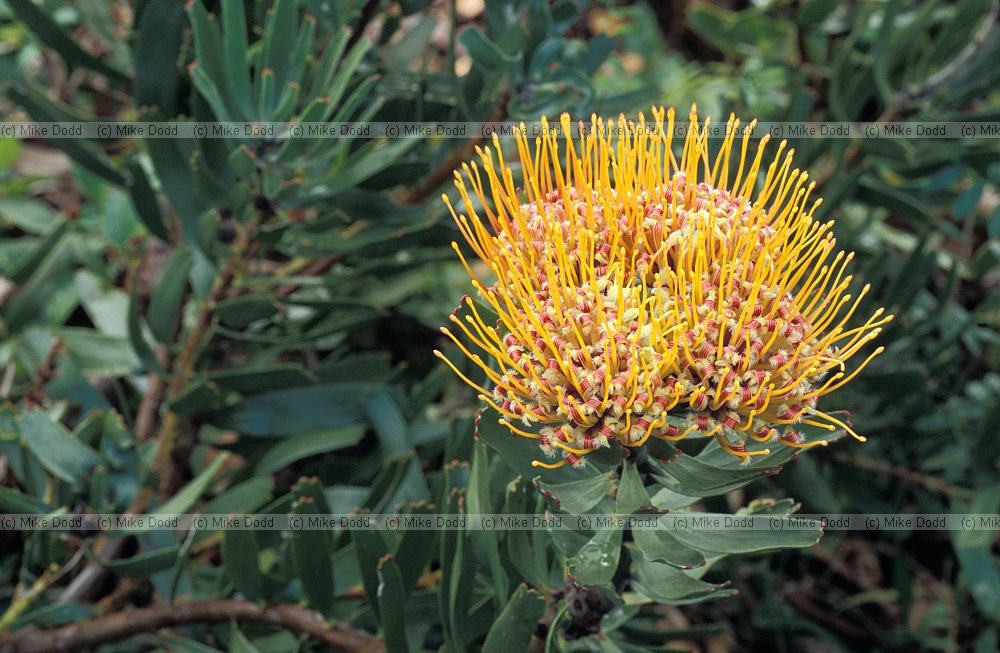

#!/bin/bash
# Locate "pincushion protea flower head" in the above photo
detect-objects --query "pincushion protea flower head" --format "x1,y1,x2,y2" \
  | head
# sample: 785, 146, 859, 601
434, 107, 892, 469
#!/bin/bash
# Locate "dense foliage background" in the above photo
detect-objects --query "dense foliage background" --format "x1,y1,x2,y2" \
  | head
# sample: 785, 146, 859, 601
0, 0, 999, 651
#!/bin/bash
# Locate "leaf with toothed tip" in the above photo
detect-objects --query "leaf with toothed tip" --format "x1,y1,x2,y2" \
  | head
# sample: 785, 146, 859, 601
629, 547, 738, 605
643, 439, 782, 497
673, 513, 823, 556
534, 472, 615, 514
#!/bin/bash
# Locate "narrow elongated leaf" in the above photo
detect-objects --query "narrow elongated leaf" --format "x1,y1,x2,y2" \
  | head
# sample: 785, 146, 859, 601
669, 513, 821, 554
220, 0, 254, 120
4, 87, 127, 186
392, 502, 437, 590
222, 529, 263, 601
290, 496, 335, 615
126, 160, 170, 240
148, 248, 192, 342
255, 426, 366, 474
0, 486, 54, 514
364, 389, 409, 454
128, 282, 165, 376
210, 383, 373, 436
5, 0, 128, 81
354, 529, 390, 623
377, 555, 410, 653
19, 411, 102, 487
93, 546, 180, 577
154, 453, 230, 515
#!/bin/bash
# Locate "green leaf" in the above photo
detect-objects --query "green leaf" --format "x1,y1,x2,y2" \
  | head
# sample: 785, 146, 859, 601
354, 529, 390, 623
668, 513, 821, 555
7, 219, 68, 285
19, 411, 101, 488
254, 425, 366, 474
857, 176, 933, 225
363, 452, 418, 513
459, 27, 518, 71
290, 494, 335, 615
133, 0, 186, 115
128, 282, 165, 376
392, 502, 438, 591
260, 0, 297, 90
569, 528, 622, 586
126, 160, 170, 240
364, 389, 409, 454
148, 248, 193, 342
94, 545, 180, 577
615, 462, 649, 514
0, 198, 59, 235
4, 86, 127, 186
632, 528, 705, 570
208, 364, 314, 394
5, 0, 128, 81
220, 0, 254, 120
154, 453, 230, 515
185, 1, 239, 121
160, 636, 225, 653
229, 623, 262, 653
534, 472, 614, 514
468, 441, 508, 601
213, 295, 280, 328
199, 477, 273, 517
377, 555, 410, 653
222, 528, 263, 601
630, 548, 737, 605
482, 584, 547, 653
210, 383, 374, 436
953, 486, 1000, 619
57, 328, 140, 377
0, 486, 54, 514
644, 439, 784, 497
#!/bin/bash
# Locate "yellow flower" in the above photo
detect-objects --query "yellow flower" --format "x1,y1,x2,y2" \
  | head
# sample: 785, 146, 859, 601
435, 107, 891, 468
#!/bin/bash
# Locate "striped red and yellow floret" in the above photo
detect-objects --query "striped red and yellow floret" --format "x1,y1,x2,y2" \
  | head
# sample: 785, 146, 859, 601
434, 107, 892, 468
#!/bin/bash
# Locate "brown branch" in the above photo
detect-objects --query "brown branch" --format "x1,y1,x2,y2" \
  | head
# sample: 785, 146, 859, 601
0, 599, 384, 653
133, 343, 169, 442
61, 217, 264, 604
22, 341, 62, 409
146, 216, 262, 502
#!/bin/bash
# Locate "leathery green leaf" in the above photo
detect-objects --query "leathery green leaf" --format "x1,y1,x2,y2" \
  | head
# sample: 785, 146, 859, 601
481, 584, 547, 653
290, 495, 335, 615
19, 411, 102, 488
534, 472, 615, 514
222, 528, 263, 601
377, 554, 410, 653
569, 528, 622, 586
